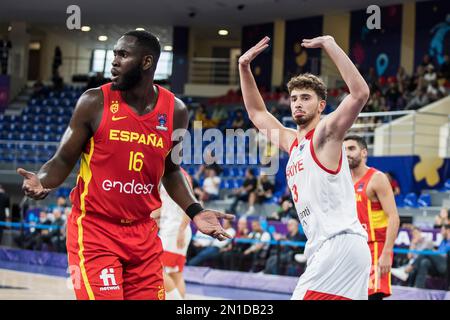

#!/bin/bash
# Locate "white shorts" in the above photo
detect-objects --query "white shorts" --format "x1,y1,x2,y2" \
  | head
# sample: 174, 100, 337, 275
291, 233, 371, 300
159, 226, 192, 256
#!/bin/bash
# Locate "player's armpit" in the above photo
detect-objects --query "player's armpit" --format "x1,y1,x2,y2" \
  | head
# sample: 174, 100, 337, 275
37, 88, 103, 188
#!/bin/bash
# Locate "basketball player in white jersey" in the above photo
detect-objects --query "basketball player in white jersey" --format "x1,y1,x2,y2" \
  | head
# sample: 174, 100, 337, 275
152, 170, 193, 300
238, 36, 371, 300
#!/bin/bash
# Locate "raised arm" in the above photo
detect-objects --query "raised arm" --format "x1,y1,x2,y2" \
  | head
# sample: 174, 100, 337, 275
17, 89, 102, 199
238, 37, 296, 153
301, 36, 370, 170
305, 36, 370, 140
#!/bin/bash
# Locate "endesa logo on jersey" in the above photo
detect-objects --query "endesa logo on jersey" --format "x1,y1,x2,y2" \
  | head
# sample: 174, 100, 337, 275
102, 179, 155, 195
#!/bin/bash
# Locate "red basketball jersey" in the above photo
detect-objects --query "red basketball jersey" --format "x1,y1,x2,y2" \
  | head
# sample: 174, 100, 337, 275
70, 83, 174, 221
354, 167, 388, 243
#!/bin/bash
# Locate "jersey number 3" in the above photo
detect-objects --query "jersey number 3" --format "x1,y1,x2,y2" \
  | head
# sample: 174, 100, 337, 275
292, 184, 299, 203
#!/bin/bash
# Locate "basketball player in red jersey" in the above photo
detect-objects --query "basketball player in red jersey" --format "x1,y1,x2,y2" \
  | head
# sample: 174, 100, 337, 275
16, 30, 233, 300
344, 135, 400, 300
239, 36, 372, 300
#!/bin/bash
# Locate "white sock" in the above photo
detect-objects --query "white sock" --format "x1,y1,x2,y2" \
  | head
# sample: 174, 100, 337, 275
166, 288, 183, 300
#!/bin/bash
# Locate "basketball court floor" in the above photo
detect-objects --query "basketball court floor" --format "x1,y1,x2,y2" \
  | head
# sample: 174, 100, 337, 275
0, 260, 290, 300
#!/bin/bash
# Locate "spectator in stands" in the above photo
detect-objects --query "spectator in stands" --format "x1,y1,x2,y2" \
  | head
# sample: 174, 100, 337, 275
231, 110, 245, 129
48, 196, 68, 213
49, 207, 66, 252
241, 219, 271, 272
420, 54, 434, 70
229, 168, 257, 214
365, 67, 379, 91
22, 211, 53, 251
439, 54, 450, 81
264, 219, 306, 275
385, 172, 401, 196
391, 226, 435, 285
385, 80, 402, 110
277, 90, 290, 109
246, 173, 275, 215
210, 106, 228, 128
396, 67, 409, 86
427, 80, 447, 102
187, 219, 235, 267
424, 64, 437, 85
0, 185, 10, 245
408, 224, 450, 289
192, 104, 210, 129
221, 217, 250, 270
194, 150, 222, 182
268, 199, 297, 222
198, 167, 221, 202
406, 87, 429, 110
434, 207, 449, 229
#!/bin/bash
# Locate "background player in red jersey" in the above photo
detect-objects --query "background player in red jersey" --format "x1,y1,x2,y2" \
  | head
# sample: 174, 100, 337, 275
16, 30, 233, 300
344, 135, 400, 300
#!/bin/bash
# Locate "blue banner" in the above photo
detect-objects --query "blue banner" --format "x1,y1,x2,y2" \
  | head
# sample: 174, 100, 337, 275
284, 16, 323, 82
241, 23, 274, 91
415, 0, 450, 67
350, 4, 402, 77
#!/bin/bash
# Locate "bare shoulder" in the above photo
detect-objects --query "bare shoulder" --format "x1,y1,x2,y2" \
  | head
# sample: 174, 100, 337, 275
369, 171, 391, 192
71, 88, 104, 130
74, 88, 103, 115
173, 97, 189, 130
174, 97, 188, 113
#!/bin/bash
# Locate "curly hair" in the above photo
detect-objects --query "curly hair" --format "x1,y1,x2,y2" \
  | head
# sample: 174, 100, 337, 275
287, 73, 327, 101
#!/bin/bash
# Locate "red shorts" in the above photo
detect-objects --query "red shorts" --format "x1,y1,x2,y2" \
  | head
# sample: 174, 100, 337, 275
67, 208, 165, 300
161, 251, 186, 273
368, 241, 392, 297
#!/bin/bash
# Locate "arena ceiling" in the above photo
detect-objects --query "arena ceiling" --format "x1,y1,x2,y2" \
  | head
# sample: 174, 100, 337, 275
0, 0, 411, 47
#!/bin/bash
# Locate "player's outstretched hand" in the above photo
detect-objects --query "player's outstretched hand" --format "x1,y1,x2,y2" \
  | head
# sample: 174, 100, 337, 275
17, 168, 51, 200
193, 210, 235, 241
238, 36, 270, 67
301, 35, 335, 49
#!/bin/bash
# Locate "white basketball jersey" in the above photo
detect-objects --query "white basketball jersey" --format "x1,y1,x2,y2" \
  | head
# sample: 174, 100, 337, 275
158, 185, 192, 254
286, 129, 367, 260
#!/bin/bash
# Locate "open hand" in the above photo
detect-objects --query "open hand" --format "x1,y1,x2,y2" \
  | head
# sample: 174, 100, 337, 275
238, 37, 270, 67
193, 210, 235, 241
301, 35, 335, 49
17, 168, 51, 200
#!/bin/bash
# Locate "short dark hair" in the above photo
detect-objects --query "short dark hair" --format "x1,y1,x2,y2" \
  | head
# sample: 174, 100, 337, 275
344, 135, 368, 150
123, 30, 161, 69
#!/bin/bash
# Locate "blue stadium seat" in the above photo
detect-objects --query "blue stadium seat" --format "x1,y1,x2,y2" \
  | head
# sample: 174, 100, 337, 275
404, 193, 418, 208
395, 194, 405, 208
444, 179, 450, 191
417, 194, 431, 207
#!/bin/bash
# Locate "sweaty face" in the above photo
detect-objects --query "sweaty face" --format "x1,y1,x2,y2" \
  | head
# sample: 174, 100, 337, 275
111, 36, 144, 91
344, 140, 364, 170
290, 89, 322, 126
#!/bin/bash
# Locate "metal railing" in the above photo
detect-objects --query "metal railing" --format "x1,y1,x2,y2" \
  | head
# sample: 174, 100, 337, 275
189, 57, 239, 85
283, 110, 450, 156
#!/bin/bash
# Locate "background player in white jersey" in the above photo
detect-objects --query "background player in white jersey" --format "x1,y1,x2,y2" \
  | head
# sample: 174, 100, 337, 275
152, 170, 193, 300
238, 36, 371, 300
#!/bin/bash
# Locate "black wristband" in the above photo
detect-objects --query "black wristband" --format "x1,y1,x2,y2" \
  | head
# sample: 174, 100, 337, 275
186, 203, 205, 220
